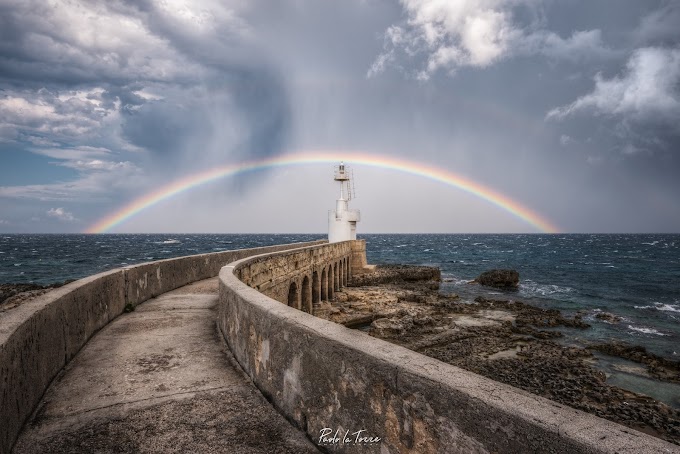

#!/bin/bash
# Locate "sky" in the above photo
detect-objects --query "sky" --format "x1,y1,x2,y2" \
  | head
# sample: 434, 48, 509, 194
0, 0, 679, 234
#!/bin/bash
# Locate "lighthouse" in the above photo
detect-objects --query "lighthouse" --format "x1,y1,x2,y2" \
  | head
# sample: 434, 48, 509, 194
328, 162, 360, 243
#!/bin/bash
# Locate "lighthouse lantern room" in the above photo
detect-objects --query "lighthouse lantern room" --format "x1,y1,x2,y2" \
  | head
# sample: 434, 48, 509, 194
328, 162, 360, 243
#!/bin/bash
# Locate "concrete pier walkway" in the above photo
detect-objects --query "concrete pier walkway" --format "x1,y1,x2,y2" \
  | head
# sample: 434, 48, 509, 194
13, 278, 319, 453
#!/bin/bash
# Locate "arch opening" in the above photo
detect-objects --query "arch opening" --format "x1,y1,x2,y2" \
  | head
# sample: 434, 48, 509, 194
287, 281, 299, 308
321, 268, 327, 301
302, 275, 311, 313
327, 265, 334, 300
312, 271, 320, 307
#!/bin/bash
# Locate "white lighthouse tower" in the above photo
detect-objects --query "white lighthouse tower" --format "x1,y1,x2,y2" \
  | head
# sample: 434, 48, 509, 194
328, 162, 360, 243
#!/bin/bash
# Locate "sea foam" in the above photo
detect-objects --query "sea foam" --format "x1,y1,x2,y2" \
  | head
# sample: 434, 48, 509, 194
627, 325, 668, 336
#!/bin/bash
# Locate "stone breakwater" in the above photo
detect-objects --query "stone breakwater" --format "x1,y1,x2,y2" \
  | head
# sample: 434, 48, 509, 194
0, 240, 326, 454
317, 265, 680, 446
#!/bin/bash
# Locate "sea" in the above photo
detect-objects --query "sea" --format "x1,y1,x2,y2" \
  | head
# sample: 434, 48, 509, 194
2, 233, 679, 407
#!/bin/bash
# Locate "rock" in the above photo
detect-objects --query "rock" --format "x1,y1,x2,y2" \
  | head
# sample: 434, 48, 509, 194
342, 315, 376, 329
474, 269, 519, 289
334, 292, 349, 303
349, 265, 440, 287
0, 280, 76, 305
0, 280, 76, 312
370, 315, 414, 336
588, 341, 680, 383
0, 283, 44, 305
595, 312, 622, 323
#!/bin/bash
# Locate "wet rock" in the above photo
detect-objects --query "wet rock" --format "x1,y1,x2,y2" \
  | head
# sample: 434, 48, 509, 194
349, 265, 440, 287
595, 312, 622, 323
473, 269, 519, 289
475, 297, 590, 329
589, 341, 680, 383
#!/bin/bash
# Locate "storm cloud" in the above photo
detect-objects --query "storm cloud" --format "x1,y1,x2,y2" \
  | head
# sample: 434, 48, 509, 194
1, 0, 679, 233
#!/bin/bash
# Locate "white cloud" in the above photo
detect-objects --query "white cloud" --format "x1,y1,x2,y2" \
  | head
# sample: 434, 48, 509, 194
0, 220, 9, 225
370, 0, 611, 79
0, 162, 144, 201
559, 135, 572, 147
0, 89, 117, 142
46, 207, 76, 222
0, 0, 209, 84
547, 47, 680, 124
56, 159, 139, 172
30, 146, 112, 161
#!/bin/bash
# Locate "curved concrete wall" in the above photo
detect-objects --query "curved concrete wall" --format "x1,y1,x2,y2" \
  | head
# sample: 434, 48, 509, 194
219, 242, 678, 454
0, 240, 324, 454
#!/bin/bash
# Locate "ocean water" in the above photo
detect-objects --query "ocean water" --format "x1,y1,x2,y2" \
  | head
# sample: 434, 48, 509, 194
364, 234, 680, 360
2, 233, 679, 405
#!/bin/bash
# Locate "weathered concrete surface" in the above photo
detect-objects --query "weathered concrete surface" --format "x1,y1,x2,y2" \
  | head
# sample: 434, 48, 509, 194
0, 240, 324, 454
219, 243, 680, 454
0, 270, 125, 454
13, 278, 318, 454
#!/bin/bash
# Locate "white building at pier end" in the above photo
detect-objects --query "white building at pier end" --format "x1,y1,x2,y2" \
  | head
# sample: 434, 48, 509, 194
328, 162, 360, 243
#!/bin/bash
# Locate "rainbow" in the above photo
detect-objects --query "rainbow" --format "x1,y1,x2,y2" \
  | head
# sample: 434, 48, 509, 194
85, 151, 559, 233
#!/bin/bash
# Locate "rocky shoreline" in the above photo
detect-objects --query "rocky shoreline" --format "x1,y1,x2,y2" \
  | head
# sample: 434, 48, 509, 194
315, 265, 680, 446
0, 281, 74, 312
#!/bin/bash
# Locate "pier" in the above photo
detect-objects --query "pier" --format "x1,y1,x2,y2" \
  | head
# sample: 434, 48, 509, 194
1, 240, 677, 453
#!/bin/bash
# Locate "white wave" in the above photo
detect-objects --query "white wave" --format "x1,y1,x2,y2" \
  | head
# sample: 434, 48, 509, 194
641, 241, 659, 246
423, 248, 433, 252
162, 239, 180, 244
447, 278, 473, 286
521, 280, 574, 296
627, 325, 668, 336
634, 303, 680, 313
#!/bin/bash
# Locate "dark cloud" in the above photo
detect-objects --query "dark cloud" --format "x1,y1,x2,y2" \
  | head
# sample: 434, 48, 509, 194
1, 0, 679, 233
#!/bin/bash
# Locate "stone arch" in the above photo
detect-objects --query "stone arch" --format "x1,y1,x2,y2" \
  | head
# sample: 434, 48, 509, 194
334, 262, 340, 291
343, 257, 348, 286
342, 257, 349, 286
312, 270, 320, 307
301, 275, 312, 313
287, 281, 299, 308
339, 260, 344, 290
327, 265, 334, 299
321, 268, 328, 301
